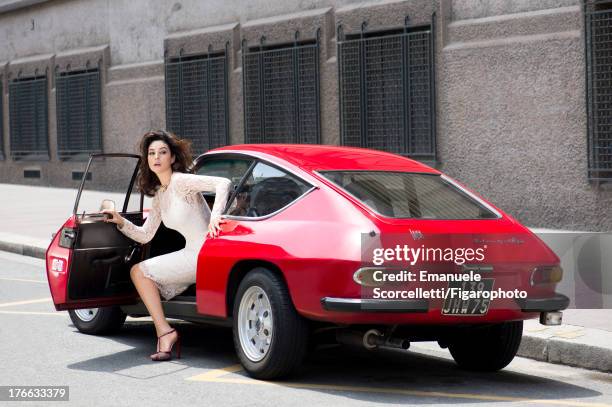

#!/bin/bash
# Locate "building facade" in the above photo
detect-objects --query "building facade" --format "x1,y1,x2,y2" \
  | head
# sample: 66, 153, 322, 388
0, 0, 610, 231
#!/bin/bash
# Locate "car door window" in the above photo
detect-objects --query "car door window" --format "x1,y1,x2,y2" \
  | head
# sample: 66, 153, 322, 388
194, 157, 254, 209
227, 162, 311, 218
74, 155, 141, 219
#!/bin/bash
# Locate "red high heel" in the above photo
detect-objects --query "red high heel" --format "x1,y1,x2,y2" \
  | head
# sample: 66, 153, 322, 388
150, 329, 181, 361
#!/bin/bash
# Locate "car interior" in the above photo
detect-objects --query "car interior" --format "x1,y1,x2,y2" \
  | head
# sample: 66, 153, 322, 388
240, 177, 305, 217
344, 178, 395, 216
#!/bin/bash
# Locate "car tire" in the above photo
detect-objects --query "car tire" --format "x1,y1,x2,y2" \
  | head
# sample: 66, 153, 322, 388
232, 267, 309, 379
448, 321, 523, 371
68, 306, 127, 335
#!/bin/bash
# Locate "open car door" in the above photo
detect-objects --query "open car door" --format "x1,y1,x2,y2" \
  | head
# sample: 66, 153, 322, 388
46, 153, 145, 311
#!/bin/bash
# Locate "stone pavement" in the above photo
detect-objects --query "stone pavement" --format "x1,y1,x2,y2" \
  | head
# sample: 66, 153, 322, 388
1, 183, 610, 373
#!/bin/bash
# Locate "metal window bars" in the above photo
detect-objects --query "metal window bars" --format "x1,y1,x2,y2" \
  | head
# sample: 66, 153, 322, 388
165, 46, 229, 155
0, 80, 4, 160
9, 75, 49, 160
585, 0, 612, 182
242, 32, 321, 144
337, 15, 437, 162
55, 64, 103, 159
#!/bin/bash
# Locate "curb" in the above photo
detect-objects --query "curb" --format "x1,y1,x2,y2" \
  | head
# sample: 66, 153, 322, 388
0, 237, 47, 260
518, 320, 612, 373
2, 238, 610, 374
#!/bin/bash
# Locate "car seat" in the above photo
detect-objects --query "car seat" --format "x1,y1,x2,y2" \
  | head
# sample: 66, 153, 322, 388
248, 177, 304, 217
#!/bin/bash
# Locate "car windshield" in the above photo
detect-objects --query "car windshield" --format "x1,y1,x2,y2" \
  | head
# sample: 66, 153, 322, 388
319, 171, 498, 220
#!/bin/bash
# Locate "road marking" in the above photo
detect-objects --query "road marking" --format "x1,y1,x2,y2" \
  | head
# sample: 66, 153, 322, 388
526, 326, 550, 333
0, 277, 46, 284
0, 297, 51, 308
553, 329, 585, 339
0, 310, 65, 316
186, 365, 611, 407
186, 364, 243, 381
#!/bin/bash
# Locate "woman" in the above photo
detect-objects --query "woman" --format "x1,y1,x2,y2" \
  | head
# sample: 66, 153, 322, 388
102, 130, 231, 361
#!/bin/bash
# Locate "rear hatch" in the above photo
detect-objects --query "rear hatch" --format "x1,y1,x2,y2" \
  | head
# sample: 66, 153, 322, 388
317, 170, 560, 315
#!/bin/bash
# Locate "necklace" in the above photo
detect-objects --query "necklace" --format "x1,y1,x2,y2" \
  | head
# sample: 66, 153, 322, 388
159, 173, 172, 192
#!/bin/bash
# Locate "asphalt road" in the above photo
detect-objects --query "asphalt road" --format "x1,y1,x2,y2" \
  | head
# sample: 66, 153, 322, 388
1, 250, 611, 407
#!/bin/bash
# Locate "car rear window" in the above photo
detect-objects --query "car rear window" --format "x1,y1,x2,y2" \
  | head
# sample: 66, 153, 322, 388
319, 171, 499, 220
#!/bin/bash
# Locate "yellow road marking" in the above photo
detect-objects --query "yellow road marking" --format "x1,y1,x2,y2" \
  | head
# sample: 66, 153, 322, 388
186, 366, 611, 407
526, 326, 550, 333
554, 329, 586, 339
0, 298, 51, 308
0, 277, 46, 284
186, 364, 243, 381
0, 310, 65, 316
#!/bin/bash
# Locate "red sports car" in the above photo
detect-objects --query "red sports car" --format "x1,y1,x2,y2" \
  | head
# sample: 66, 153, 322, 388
46, 144, 569, 379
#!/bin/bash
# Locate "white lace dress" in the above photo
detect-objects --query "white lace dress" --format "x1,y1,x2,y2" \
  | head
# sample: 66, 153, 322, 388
116, 171, 231, 300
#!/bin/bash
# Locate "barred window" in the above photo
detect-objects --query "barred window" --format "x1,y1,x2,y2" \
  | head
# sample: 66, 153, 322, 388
0, 81, 4, 160
165, 51, 229, 154
338, 24, 436, 161
9, 76, 48, 160
56, 69, 102, 159
243, 39, 320, 144
585, 0, 612, 182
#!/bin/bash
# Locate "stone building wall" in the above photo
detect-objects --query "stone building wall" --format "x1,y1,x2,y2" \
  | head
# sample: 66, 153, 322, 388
1, 0, 610, 231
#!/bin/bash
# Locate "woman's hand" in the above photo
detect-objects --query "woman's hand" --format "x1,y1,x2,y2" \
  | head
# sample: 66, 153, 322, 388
102, 209, 125, 228
207, 217, 226, 238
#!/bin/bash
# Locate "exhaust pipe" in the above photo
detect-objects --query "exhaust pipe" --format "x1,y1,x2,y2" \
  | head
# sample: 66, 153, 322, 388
336, 329, 410, 350
540, 311, 563, 326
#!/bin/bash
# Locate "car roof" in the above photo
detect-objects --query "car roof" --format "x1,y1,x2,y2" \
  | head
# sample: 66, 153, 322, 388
210, 144, 439, 174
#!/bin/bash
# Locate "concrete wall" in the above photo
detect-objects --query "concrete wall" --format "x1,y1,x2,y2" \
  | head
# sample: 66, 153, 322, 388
0, 0, 610, 232
438, 1, 612, 232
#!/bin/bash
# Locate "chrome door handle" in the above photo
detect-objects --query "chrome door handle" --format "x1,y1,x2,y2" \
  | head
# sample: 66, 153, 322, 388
124, 246, 138, 263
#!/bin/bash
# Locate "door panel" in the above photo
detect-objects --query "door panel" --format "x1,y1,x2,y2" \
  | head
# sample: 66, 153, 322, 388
48, 154, 143, 310
67, 219, 141, 300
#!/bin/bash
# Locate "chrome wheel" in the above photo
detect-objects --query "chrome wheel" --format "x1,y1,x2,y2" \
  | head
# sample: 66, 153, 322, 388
238, 286, 273, 362
74, 308, 99, 322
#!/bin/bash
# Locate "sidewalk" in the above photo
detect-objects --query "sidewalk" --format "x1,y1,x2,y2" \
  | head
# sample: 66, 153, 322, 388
1, 183, 611, 373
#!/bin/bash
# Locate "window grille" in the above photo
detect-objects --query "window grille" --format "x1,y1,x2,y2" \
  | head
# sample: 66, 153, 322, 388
165, 50, 229, 154
56, 68, 102, 159
585, 0, 612, 181
9, 75, 48, 160
0, 81, 4, 160
338, 20, 436, 161
243, 37, 320, 144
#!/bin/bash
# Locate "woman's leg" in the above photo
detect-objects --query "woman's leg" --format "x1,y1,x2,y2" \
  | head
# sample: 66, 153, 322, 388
130, 264, 178, 352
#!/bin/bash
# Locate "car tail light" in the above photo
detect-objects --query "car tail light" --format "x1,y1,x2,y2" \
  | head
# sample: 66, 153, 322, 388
50, 257, 66, 272
353, 267, 406, 287
530, 265, 563, 286
353, 267, 381, 287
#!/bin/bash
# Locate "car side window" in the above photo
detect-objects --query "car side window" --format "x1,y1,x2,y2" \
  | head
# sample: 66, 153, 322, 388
226, 162, 311, 218
194, 158, 253, 209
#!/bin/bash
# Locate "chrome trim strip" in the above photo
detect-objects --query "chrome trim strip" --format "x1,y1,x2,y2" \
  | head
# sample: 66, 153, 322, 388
201, 149, 323, 186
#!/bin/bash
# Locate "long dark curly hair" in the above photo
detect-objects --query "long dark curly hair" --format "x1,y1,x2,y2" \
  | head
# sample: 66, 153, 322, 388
137, 130, 193, 197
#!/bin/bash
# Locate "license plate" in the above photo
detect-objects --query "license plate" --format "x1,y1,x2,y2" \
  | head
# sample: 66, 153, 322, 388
442, 279, 495, 316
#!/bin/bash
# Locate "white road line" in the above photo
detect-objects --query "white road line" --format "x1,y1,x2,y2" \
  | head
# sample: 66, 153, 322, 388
0, 277, 46, 284
0, 310, 65, 316
0, 298, 52, 307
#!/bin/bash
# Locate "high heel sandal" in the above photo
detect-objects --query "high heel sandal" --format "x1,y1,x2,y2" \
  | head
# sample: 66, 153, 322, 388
150, 328, 181, 361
